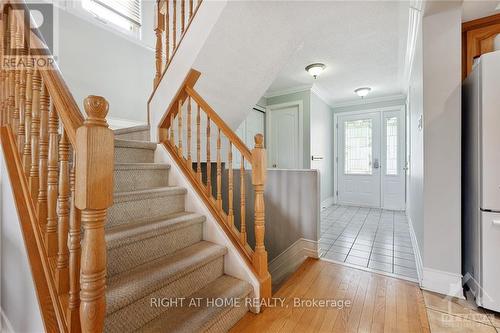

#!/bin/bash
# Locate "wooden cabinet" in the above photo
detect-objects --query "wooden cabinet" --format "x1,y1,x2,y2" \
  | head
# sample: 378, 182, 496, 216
463, 13, 500, 80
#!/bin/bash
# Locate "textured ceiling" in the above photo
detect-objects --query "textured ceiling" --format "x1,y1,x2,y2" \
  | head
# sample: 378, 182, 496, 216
462, 0, 500, 22
265, 1, 410, 106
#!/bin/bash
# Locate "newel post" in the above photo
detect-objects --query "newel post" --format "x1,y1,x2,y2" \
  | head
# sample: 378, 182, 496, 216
251, 134, 271, 300
76, 96, 114, 333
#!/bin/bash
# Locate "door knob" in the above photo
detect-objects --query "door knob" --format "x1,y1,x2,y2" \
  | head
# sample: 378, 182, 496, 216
373, 159, 380, 169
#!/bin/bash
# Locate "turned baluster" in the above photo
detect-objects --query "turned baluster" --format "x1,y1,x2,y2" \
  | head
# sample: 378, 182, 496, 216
76, 96, 113, 333
189, 0, 193, 17
0, 13, 4, 126
22, 68, 33, 176
178, 99, 183, 156
154, 0, 163, 87
17, 65, 26, 156
173, 0, 177, 47
181, 0, 185, 33
67, 151, 81, 332
170, 112, 174, 145
4, 11, 11, 127
187, 96, 192, 165
12, 23, 22, 139
55, 129, 70, 294
29, 69, 42, 202
240, 156, 246, 244
196, 104, 201, 182
252, 134, 271, 299
206, 115, 211, 196
216, 128, 222, 209
8, 13, 16, 133
38, 84, 50, 229
45, 104, 58, 256
164, 0, 170, 64
228, 141, 234, 226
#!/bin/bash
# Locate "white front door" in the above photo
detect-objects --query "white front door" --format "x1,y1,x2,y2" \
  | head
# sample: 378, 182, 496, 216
268, 105, 300, 169
338, 112, 381, 207
337, 108, 406, 209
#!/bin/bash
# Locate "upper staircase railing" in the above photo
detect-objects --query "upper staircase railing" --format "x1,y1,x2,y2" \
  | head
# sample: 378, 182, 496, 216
0, 1, 113, 332
158, 69, 271, 300
153, 0, 203, 88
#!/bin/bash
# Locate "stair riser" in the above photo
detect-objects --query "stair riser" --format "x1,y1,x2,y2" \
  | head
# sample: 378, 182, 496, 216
114, 147, 155, 163
105, 257, 224, 333
114, 168, 169, 192
107, 193, 185, 228
107, 222, 203, 277
115, 130, 150, 141
204, 296, 251, 333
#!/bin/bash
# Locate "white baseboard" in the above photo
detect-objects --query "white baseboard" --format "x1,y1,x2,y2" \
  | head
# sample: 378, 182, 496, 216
407, 214, 423, 283
107, 117, 146, 130
321, 196, 335, 210
406, 213, 464, 298
269, 238, 318, 287
421, 267, 464, 299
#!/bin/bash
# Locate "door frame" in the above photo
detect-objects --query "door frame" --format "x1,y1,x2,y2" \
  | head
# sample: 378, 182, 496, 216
333, 105, 407, 210
266, 100, 304, 169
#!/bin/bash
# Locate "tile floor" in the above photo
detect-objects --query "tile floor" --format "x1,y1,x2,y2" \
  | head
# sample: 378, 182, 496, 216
319, 204, 418, 280
424, 290, 500, 332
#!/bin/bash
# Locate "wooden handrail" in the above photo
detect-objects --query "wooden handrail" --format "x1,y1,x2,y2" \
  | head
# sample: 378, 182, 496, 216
149, 0, 203, 101
0, 1, 114, 332
159, 69, 271, 300
8, 1, 84, 145
184, 86, 253, 162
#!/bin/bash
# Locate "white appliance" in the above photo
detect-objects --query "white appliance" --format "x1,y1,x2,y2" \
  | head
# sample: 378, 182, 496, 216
463, 50, 500, 312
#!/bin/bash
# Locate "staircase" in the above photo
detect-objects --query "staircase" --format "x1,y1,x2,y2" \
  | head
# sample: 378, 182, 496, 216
105, 126, 252, 332
0, 0, 270, 331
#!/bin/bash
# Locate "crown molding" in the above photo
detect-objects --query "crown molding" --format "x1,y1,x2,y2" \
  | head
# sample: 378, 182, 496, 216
310, 84, 333, 107
403, 0, 424, 91
264, 84, 313, 98
331, 94, 407, 109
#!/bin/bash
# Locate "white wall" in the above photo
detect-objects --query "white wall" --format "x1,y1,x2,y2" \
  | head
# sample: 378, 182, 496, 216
310, 91, 334, 203
421, 3, 462, 281
54, 1, 155, 125
406, 2, 462, 296
0, 148, 44, 333
407, 18, 424, 262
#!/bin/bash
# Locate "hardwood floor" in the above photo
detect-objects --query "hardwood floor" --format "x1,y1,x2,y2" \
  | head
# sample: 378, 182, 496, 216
230, 258, 430, 333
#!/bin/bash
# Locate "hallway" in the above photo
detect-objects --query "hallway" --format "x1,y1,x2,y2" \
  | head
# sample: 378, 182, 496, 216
319, 205, 418, 281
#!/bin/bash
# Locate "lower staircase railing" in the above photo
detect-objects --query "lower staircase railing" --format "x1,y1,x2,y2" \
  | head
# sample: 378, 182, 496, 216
0, 1, 114, 332
158, 69, 272, 299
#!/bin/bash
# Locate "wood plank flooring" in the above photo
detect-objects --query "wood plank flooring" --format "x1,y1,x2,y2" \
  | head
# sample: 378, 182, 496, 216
230, 258, 430, 333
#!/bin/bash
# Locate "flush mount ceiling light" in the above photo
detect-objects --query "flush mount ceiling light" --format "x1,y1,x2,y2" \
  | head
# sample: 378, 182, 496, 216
354, 87, 372, 98
305, 63, 326, 79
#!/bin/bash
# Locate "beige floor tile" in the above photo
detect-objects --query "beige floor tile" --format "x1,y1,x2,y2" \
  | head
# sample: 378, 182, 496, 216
423, 290, 491, 324
427, 309, 497, 333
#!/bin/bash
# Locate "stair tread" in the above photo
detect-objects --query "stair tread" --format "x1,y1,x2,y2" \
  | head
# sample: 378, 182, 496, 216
115, 162, 170, 170
114, 186, 186, 201
113, 125, 149, 135
106, 212, 205, 249
107, 241, 227, 314
114, 139, 156, 149
141, 275, 252, 332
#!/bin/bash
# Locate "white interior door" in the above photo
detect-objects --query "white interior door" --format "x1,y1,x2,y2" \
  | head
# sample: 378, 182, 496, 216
338, 113, 381, 207
268, 105, 300, 169
382, 110, 406, 210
